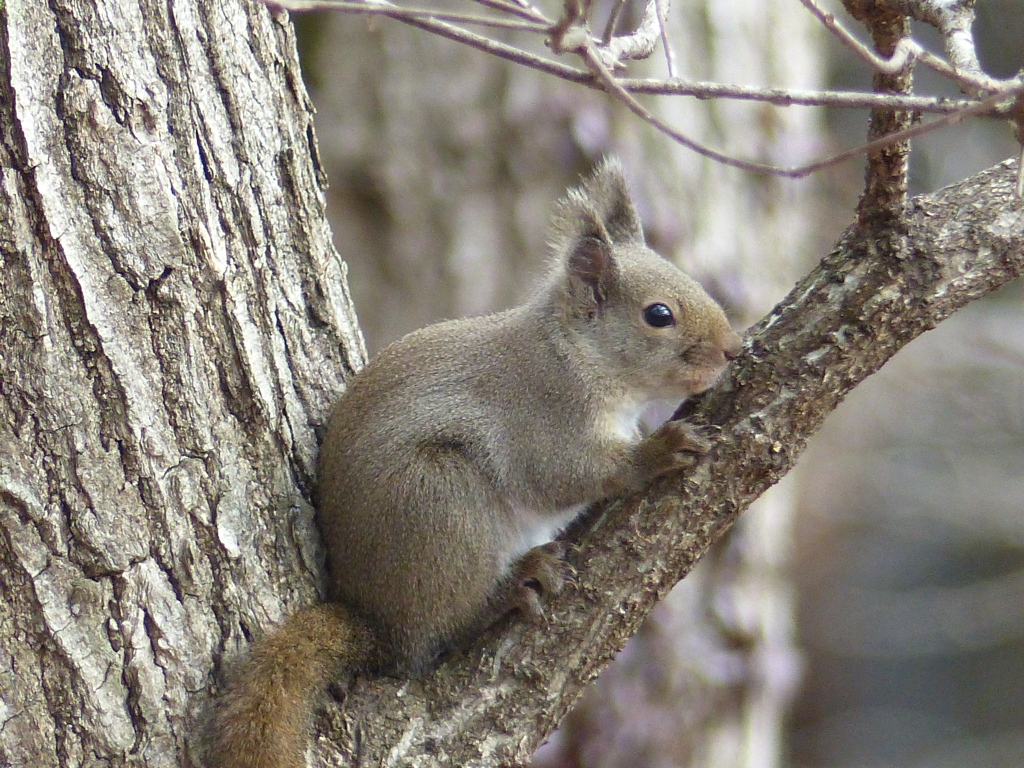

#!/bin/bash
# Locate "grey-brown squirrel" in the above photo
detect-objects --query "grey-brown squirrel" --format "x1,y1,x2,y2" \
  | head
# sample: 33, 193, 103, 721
204, 159, 742, 768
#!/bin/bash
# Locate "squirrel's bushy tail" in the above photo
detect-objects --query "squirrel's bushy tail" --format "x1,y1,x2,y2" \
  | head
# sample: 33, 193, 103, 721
203, 603, 376, 768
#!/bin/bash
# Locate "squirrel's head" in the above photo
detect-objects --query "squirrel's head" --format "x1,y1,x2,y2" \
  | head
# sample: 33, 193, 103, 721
547, 158, 743, 401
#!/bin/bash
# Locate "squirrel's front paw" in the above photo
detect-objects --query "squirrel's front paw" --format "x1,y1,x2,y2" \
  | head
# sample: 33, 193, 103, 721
639, 419, 712, 478
508, 541, 577, 623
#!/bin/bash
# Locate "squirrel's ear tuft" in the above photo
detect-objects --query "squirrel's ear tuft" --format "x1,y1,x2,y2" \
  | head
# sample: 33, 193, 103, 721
547, 157, 645, 257
581, 157, 644, 246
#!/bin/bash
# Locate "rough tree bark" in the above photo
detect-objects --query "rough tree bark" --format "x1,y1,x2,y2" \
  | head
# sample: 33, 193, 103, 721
0, 1, 361, 766
1, 3, 1021, 768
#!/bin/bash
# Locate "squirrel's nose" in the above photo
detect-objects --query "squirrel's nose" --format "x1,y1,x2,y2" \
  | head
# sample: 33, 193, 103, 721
722, 332, 743, 361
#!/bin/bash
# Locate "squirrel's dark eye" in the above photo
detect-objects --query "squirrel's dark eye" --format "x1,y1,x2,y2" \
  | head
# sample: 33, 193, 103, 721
643, 303, 675, 328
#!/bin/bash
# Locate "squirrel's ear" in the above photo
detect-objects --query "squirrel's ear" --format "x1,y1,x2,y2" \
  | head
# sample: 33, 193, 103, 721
582, 157, 645, 246
548, 158, 641, 311
566, 236, 616, 308
550, 189, 611, 248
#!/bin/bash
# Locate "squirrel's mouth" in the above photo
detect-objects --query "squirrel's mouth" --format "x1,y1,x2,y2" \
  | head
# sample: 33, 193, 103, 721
682, 364, 728, 396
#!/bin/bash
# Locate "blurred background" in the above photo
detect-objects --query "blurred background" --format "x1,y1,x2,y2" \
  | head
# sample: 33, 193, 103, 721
292, 1, 1024, 765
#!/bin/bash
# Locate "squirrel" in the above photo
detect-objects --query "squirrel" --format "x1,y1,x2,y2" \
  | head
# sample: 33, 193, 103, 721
203, 158, 743, 768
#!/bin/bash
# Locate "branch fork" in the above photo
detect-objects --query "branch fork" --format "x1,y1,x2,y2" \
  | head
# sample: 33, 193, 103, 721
548, 0, 668, 72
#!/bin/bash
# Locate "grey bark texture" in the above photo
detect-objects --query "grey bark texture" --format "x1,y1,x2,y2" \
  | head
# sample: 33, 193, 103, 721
0, 1, 361, 766
1, 2, 1022, 768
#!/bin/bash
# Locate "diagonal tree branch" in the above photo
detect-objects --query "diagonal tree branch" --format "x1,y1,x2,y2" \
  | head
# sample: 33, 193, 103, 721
311, 158, 1024, 766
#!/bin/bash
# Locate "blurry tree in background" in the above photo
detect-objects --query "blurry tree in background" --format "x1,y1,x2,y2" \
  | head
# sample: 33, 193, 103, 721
793, 294, 1024, 768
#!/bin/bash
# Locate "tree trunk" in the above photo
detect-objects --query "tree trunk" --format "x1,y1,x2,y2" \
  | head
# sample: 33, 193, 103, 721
2, 2, 1022, 768
0, 2, 361, 766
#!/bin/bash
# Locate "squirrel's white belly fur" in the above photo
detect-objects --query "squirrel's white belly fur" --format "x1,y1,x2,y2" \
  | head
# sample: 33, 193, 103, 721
507, 398, 652, 565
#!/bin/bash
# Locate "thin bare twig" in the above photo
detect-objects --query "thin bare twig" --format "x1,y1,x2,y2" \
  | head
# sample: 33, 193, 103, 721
621, 78, 976, 112
470, 0, 551, 25
575, 41, 796, 175
265, 0, 550, 31
306, 0, 591, 80
265, 0, 1006, 117
592, 0, 662, 69
801, 0, 918, 73
895, 0, 1001, 94
600, 0, 628, 44
653, 0, 676, 78
267, 0, 1021, 182
576, 31, 1024, 179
